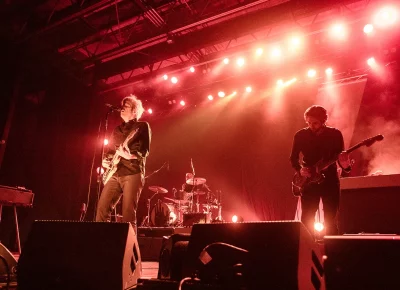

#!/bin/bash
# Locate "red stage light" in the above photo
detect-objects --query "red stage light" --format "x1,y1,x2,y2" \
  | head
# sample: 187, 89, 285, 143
147, 108, 153, 114
367, 57, 376, 66
325, 67, 333, 75
189, 67, 195, 73
236, 57, 245, 67
218, 91, 225, 98
245, 86, 252, 93
223, 58, 229, 64
163, 74, 168, 80
171, 77, 178, 84
307, 69, 317, 78
207, 95, 213, 100
103, 139, 109, 146
180, 100, 185, 106
363, 24, 374, 34
374, 6, 398, 28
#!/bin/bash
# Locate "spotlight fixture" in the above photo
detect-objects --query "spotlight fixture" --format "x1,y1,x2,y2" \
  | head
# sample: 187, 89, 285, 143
231, 215, 244, 223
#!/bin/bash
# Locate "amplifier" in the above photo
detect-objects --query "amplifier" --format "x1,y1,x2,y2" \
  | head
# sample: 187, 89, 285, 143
183, 213, 211, 226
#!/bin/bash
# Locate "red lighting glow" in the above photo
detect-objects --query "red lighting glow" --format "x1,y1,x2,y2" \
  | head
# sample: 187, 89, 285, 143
245, 86, 252, 93
256, 48, 263, 56
314, 222, 324, 232
223, 58, 230, 64
103, 139, 109, 146
374, 6, 398, 27
367, 57, 376, 66
208, 95, 213, 100
147, 108, 153, 114
236, 58, 245, 67
330, 23, 347, 39
363, 24, 374, 34
189, 67, 195, 73
218, 91, 225, 98
325, 67, 333, 75
171, 77, 178, 84
179, 100, 185, 106
163, 74, 168, 80
307, 69, 317, 78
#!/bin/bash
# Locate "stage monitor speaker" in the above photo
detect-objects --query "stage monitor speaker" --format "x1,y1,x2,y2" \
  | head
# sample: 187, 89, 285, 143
183, 221, 324, 290
0, 243, 17, 283
17, 221, 141, 290
157, 233, 191, 281
324, 235, 400, 290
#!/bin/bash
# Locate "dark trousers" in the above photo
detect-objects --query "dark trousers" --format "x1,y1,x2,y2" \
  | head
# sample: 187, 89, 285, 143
301, 179, 340, 236
96, 173, 144, 230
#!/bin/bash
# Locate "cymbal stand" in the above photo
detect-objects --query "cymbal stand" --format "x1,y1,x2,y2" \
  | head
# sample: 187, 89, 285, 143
215, 190, 223, 222
141, 190, 159, 227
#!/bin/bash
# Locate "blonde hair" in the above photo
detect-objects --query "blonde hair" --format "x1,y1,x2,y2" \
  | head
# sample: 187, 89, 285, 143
121, 94, 145, 120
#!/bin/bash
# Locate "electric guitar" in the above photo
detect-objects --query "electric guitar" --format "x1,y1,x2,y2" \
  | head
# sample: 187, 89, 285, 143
102, 128, 139, 185
291, 134, 384, 197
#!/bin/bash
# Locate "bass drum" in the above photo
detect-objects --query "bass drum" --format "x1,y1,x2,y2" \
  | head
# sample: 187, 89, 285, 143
150, 201, 177, 227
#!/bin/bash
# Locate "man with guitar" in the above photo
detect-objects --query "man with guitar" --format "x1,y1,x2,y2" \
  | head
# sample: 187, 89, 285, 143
96, 94, 151, 232
289, 105, 351, 236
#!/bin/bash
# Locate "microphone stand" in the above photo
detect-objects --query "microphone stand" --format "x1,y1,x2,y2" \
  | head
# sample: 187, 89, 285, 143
141, 190, 160, 227
94, 108, 114, 220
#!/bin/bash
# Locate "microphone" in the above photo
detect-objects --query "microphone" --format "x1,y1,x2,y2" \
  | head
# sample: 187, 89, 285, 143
105, 103, 121, 112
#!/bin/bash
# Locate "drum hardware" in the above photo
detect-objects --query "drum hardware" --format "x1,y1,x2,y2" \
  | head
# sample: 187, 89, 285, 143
150, 201, 178, 227
186, 177, 207, 185
141, 186, 168, 227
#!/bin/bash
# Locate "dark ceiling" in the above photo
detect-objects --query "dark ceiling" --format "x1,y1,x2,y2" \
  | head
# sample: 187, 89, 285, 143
1, 0, 399, 100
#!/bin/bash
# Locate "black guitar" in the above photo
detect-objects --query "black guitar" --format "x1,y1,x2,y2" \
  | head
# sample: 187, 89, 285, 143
291, 134, 384, 197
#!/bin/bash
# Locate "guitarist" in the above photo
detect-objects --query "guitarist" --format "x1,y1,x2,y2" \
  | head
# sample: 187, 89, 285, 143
96, 94, 151, 233
289, 105, 351, 236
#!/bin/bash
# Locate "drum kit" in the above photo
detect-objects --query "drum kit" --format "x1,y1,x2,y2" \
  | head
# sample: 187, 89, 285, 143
141, 177, 223, 227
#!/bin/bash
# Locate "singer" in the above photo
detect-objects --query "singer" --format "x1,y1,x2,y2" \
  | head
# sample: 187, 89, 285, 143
96, 94, 151, 233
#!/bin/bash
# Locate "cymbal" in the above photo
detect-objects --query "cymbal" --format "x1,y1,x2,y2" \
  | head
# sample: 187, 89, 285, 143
148, 186, 168, 193
186, 177, 206, 185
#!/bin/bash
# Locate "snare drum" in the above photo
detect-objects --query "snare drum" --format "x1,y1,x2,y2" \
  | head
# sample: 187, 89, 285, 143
150, 201, 177, 227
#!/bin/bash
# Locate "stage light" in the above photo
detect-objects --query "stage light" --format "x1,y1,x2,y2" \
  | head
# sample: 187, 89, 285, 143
223, 58, 230, 64
307, 69, 317, 78
314, 222, 324, 232
171, 77, 178, 84
290, 36, 301, 46
163, 74, 168, 80
374, 6, 398, 27
330, 23, 347, 39
236, 57, 245, 67
231, 215, 244, 223
147, 108, 153, 114
277, 79, 284, 87
270, 47, 282, 58
325, 67, 333, 75
208, 95, 213, 100
96, 167, 105, 175
103, 139, 109, 146
218, 91, 225, 98
363, 24, 374, 34
367, 57, 376, 66
245, 86, 252, 93
256, 48, 263, 56
179, 100, 185, 106
189, 67, 195, 73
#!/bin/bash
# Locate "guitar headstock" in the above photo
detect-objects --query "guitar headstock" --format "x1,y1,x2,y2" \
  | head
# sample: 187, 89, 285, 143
363, 134, 384, 147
